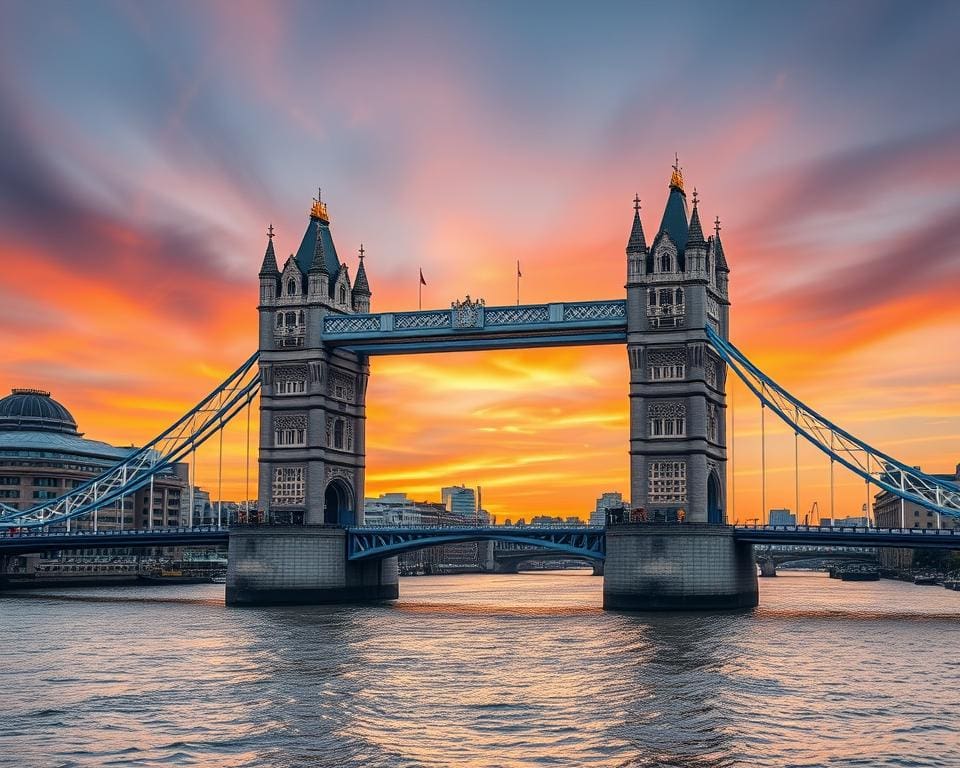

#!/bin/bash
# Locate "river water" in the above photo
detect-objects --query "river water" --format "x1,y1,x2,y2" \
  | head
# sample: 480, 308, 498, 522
1, 571, 959, 767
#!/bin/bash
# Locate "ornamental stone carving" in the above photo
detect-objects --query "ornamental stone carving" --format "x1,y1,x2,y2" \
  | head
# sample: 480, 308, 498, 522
451, 295, 485, 328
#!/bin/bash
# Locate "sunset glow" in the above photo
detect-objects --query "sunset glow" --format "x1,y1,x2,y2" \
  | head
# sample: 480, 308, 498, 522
2, 2, 958, 521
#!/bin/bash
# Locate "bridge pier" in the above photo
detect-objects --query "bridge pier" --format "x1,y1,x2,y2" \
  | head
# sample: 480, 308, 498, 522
592, 560, 604, 576
603, 524, 758, 611
758, 559, 777, 577
225, 526, 398, 606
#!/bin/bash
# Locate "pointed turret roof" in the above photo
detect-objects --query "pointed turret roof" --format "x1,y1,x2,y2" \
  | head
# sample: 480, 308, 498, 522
259, 224, 279, 276
295, 191, 342, 277
308, 220, 328, 274
626, 195, 647, 253
714, 216, 729, 272
656, 157, 689, 253
353, 244, 371, 295
687, 189, 706, 248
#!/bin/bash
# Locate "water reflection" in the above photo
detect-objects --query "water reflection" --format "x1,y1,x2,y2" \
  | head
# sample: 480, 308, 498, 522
1, 572, 959, 767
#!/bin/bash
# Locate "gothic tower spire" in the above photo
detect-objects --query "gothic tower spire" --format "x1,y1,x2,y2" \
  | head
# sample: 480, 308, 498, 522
687, 188, 706, 248
259, 224, 280, 276
627, 194, 648, 254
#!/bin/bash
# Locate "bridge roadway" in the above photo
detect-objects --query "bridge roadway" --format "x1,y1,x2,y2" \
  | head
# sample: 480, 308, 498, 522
1, 524, 959, 558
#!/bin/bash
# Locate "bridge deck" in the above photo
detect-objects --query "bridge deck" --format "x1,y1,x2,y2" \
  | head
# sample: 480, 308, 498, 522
1, 524, 958, 558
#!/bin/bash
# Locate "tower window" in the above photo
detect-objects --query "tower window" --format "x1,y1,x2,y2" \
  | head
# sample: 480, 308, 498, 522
648, 461, 686, 503
334, 419, 344, 450
648, 401, 686, 438
272, 466, 305, 505
274, 414, 307, 447
708, 403, 719, 442
660, 253, 672, 272
287, 278, 297, 296
339, 285, 347, 304
648, 348, 685, 380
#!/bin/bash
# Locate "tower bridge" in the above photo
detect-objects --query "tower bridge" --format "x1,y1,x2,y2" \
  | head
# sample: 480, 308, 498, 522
3, 164, 959, 610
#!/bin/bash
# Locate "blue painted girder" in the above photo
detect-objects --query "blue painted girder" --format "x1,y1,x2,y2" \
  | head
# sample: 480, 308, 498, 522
346, 526, 607, 561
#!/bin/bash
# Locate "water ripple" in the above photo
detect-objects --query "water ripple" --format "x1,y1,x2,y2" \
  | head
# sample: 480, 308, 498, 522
1, 572, 959, 767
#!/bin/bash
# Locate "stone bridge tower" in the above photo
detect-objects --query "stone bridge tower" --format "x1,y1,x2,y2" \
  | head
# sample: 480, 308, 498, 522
625, 162, 730, 523
607, 162, 755, 611
256, 194, 372, 526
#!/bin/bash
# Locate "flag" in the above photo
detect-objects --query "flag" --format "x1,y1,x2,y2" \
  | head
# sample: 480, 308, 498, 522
419, 268, 427, 286
517, 261, 522, 278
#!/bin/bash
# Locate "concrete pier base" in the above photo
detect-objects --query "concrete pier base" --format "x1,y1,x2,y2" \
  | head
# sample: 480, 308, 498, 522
759, 559, 777, 578
225, 526, 398, 606
603, 524, 758, 611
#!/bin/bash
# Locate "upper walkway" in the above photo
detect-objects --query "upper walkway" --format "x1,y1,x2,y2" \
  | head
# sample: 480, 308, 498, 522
320, 300, 627, 355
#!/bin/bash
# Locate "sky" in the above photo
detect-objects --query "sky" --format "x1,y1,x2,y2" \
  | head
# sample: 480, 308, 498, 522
1, 0, 959, 522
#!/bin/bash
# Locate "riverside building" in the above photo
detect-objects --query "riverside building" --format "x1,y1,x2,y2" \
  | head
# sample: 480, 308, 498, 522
873, 462, 960, 570
0, 388, 190, 574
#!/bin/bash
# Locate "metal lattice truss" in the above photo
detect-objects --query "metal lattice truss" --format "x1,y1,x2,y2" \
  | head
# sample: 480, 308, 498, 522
706, 327, 960, 518
0, 353, 261, 529
347, 526, 606, 561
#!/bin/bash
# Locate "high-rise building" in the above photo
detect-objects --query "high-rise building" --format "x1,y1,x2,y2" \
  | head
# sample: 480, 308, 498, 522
591, 492, 625, 526
441, 485, 477, 522
769, 508, 795, 526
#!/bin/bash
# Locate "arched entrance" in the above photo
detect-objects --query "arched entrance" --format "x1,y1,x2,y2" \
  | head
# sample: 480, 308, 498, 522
707, 470, 723, 524
324, 478, 355, 526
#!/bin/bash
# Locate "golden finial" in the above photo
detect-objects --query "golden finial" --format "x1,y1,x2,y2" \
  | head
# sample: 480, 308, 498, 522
310, 187, 329, 222
670, 153, 684, 191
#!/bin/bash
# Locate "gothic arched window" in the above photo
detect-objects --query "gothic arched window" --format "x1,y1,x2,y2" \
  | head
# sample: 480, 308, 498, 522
660, 253, 671, 273
334, 419, 344, 450
648, 288, 656, 307
287, 278, 297, 296
339, 285, 347, 304
285, 311, 296, 326
276, 313, 284, 327
298, 310, 304, 325
675, 287, 684, 305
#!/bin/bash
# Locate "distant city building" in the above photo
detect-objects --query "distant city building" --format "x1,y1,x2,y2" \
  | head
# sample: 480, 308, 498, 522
441, 485, 477, 522
591, 492, 626, 526
769, 508, 795, 526
873, 462, 960, 570
818, 516, 870, 528
363, 491, 490, 571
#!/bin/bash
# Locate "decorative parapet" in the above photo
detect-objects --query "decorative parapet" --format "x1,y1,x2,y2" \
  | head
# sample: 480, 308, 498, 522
563, 302, 626, 321
451, 295, 485, 328
486, 305, 550, 325
395, 311, 450, 330
323, 315, 381, 334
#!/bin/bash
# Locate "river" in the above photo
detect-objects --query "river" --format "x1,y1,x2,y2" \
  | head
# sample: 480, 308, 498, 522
1, 571, 958, 767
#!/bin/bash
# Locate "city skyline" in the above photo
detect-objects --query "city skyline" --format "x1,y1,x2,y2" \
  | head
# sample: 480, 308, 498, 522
2, 2, 959, 521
